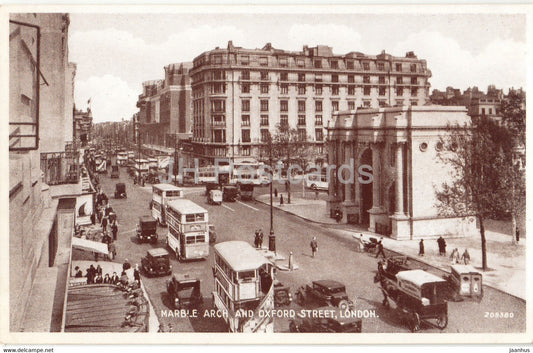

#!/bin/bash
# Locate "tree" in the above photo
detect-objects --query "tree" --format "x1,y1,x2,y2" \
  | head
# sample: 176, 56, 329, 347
260, 123, 317, 204
436, 116, 518, 270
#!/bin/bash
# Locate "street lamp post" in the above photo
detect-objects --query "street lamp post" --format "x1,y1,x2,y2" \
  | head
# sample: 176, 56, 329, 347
268, 134, 275, 253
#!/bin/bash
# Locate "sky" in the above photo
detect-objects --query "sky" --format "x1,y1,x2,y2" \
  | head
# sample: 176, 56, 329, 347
67, 11, 527, 123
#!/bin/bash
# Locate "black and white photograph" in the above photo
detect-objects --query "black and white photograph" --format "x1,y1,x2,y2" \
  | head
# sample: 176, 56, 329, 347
2, 3, 530, 346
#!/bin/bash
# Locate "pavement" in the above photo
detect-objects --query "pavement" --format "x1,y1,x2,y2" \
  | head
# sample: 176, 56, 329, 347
256, 192, 526, 300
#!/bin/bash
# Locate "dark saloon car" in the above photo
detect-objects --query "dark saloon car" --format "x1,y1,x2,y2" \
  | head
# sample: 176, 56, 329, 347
296, 280, 354, 310
166, 274, 203, 309
289, 306, 362, 333
141, 248, 172, 277
136, 215, 158, 243
222, 185, 239, 202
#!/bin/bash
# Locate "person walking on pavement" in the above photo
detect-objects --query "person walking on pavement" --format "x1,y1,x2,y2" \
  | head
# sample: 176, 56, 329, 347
461, 249, 471, 265
111, 220, 118, 241
516, 227, 520, 243
418, 239, 425, 257
437, 236, 446, 256
310, 237, 318, 258
101, 214, 108, 233
258, 229, 264, 249
450, 248, 460, 264
280, 194, 284, 205
254, 230, 260, 248
375, 238, 386, 258
134, 264, 141, 284
108, 241, 116, 261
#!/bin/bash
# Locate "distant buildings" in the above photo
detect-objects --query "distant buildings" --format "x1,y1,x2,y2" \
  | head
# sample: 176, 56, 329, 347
74, 107, 93, 147
189, 41, 432, 163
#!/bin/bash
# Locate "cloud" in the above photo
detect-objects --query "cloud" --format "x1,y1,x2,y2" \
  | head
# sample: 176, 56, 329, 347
393, 31, 526, 91
74, 75, 138, 123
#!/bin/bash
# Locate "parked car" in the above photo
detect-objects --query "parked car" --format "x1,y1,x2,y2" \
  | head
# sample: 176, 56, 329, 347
208, 189, 223, 205
222, 185, 239, 202
166, 274, 203, 309
136, 215, 158, 244
208, 224, 217, 244
110, 165, 120, 178
141, 248, 172, 277
114, 182, 127, 199
295, 280, 354, 310
289, 306, 362, 333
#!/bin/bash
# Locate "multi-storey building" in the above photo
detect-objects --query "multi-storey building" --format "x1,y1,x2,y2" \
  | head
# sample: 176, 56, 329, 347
190, 41, 432, 163
73, 107, 93, 147
136, 62, 193, 149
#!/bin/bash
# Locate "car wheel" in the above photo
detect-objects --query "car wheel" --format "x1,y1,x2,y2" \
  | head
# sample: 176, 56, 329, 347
410, 313, 421, 332
311, 184, 317, 190
436, 313, 448, 329
337, 299, 350, 312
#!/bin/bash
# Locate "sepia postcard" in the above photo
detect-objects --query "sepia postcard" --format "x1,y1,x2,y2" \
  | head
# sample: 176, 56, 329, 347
1, 3, 531, 346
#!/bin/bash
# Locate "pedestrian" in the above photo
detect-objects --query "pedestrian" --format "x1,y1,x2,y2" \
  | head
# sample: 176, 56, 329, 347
96, 264, 103, 276
101, 214, 108, 232
310, 236, 318, 257
104, 273, 111, 284
450, 248, 460, 264
461, 249, 471, 265
111, 221, 118, 241
516, 227, 520, 243
437, 236, 446, 256
74, 266, 83, 278
134, 264, 141, 284
254, 230, 260, 248
353, 234, 364, 253
285, 180, 289, 192
108, 241, 116, 260
418, 239, 425, 256
280, 194, 284, 205
123, 259, 131, 272
94, 273, 103, 284
111, 272, 119, 285
375, 238, 386, 258
258, 229, 264, 249
90, 211, 96, 225
315, 190, 319, 200
274, 188, 278, 198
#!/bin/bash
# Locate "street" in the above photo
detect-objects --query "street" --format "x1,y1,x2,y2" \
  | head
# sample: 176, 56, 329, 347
96, 169, 526, 333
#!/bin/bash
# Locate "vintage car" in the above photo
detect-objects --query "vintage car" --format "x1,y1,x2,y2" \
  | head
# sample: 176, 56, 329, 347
274, 280, 293, 307
207, 189, 223, 205
289, 306, 362, 333
166, 274, 203, 309
110, 165, 120, 179
222, 185, 239, 202
114, 183, 127, 199
377, 269, 448, 332
141, 248, 172, 277
295, 280, 354, 310
205, 182, 220, 196
136, 215, 158, 244
444, 264, 483, 302
208, 224, 217, 244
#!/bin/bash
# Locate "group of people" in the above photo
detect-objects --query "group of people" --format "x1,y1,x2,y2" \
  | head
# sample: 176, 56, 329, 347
93, 188, 120, 260
74, 264, 121, 285
254, 229, 264, 249
449, 248, 471, 265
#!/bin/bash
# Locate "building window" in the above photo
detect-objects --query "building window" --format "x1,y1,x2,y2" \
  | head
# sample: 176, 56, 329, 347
242, 99, 250, 112
363, 76, 370, 84
332, 86, 339, 95
346, 60, 354, 69
298, 100, 306, 112
348, 75, 355, 83
213, 70, 225, 80
315, 115, 323, 125
261, 129, 270, 142
379, 87, 386, 96
260, 56, 268, 66
348, 86, 355, 95
213, 115, 225, 126
212, 100, 226, 112
363, 101, 371, 108
298, 129, 306, 141
396, 99, 404, 106
348, 101, 355, 110
242, 70, 250, 80
279, 58, 288, 67
213, 83, 226, 94
481, 108, 486, 115
377, 62, 385, 71
314, 60, 322, 68
280, 84, 288, 94
241, 56, 249, 65
364, 87, 371, 96
280, 115, 288, 126
395, 63, 402, 71
280, 72, 288, 81
241, 146, 251, 156
379, 76, 385, 84
332, 101, 339, 111
331, 74, 339, 83
260, 115, 269, 126
315, 74, 322, 82
379, 100, 387, 107
397, 76, 403, 84
363, 62, 370, 70
280, 100, 288, 112
315, 128, 323, 141
316, 85, 323, 95
411, 77, 418, 85
298, 115, 306, 126
315, 101, 323, 112
261, 100, 269, 112
213, 55, 222, 64
489, 108, 493, 115
261, 84, 269, 94
411, 88, 418, 96
241, 115, 250, 126
298, 85, 306, 95
410, 64, 417, 73
242, 83, 250, 93
298, 73, 306, 82
213, 130, 226, 143
261, 71, 269, 80
330, 60, 338, 69
242, 129, 251, 143
297, 59, 305, 67
396, 87, 403, 96
411, 101, 418, 106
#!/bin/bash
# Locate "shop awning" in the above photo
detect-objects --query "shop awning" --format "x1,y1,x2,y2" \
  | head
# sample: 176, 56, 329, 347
72, 237, 108, 255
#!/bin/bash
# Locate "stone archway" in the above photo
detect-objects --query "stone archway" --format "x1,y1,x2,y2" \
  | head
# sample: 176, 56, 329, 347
360, 148, 373, 226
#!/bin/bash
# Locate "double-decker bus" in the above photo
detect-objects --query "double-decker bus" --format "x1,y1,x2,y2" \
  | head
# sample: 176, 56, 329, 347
212, 241, 275, 332
166, 199, 209, 261
231, 160, 265, 186
151, 183, 184, 225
